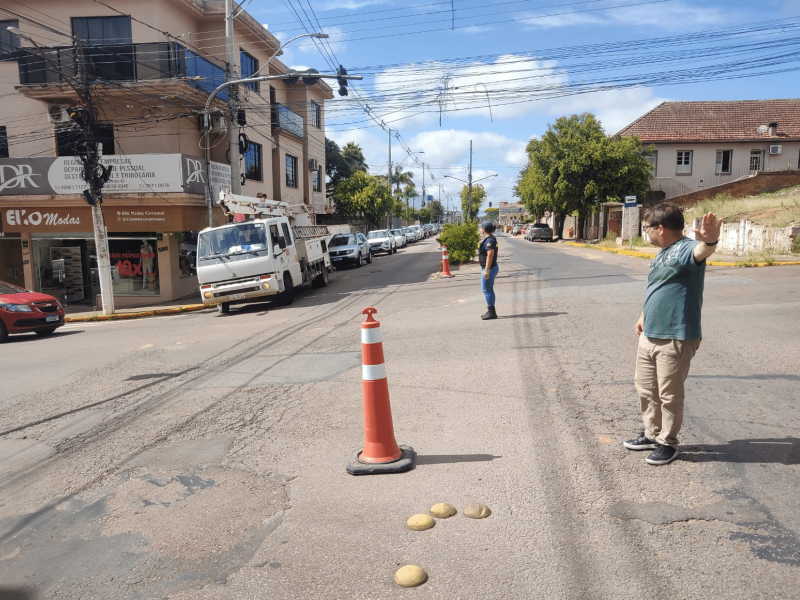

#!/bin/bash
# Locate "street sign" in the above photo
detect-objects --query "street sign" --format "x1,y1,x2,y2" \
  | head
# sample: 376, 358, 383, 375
544, 211, 551, 217
623, 195, 637, 207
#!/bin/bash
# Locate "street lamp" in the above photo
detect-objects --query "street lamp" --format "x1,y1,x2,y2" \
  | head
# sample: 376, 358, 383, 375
443, 172, 497, 220
253, 33, 329, 77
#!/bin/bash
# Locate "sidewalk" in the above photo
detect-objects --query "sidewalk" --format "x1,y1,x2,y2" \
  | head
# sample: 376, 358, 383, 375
63, 294, 213, 323
562, 241, 800, 267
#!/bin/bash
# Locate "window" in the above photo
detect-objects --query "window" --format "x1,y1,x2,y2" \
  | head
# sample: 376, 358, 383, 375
240, 50, 259, 91
750, 149, 764, 172
0, 126, 8, 158
56, 124, 115, 157
310, 101, 321, 128
72, 16, 132, 45
676, 150, 692, 174
281, 223, 294, 247
644, 151, 657, 176
0, 20, 20, 61
715, 150, 732, 174
244, 141, 262, 181
312, 169, 321, 192
286, 154, 298, 188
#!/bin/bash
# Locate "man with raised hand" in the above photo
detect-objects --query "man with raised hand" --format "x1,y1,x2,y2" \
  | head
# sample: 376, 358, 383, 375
624, 203, 723, 466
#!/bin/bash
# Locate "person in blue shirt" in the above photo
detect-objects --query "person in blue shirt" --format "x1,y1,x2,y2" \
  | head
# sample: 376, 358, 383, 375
478, 221, 499, 320
623, 202, 722, 465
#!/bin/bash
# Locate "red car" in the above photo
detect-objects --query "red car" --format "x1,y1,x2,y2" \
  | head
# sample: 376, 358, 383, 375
0, 280, 66, 342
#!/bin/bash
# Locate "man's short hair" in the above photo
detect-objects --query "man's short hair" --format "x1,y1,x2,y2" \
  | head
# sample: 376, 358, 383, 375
644, 202, 684, 231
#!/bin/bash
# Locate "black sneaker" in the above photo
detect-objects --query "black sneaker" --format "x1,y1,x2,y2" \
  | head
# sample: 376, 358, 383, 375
646, 444, 679, 465
623, 433, 657, 451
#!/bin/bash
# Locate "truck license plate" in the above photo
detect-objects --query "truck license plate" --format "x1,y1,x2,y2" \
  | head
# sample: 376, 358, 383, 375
46, 315, 60, 322
229, 293, 246, 301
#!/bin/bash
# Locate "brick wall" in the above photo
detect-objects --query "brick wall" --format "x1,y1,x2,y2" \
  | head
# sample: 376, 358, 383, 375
667, 171, 800, 208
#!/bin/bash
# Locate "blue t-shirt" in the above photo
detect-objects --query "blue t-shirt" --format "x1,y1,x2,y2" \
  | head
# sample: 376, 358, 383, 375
643, 237, 706, 341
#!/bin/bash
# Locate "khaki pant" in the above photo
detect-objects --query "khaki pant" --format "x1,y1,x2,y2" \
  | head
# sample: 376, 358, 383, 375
634, 336, 700, 448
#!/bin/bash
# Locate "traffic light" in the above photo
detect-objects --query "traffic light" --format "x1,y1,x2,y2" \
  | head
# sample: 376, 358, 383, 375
336, 65, 348, 97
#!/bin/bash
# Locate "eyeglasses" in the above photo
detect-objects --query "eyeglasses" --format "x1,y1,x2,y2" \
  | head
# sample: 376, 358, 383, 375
643, 224, 657, 232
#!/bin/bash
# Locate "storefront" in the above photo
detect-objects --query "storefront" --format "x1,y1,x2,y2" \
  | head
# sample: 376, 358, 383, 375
0, 201, 222, 307
0, 153, 229, 307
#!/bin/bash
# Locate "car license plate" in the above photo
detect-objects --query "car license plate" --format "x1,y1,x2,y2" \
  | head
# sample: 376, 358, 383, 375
332, 257, 342, 261
46, 315, 59, 322
229, 293, 246, 301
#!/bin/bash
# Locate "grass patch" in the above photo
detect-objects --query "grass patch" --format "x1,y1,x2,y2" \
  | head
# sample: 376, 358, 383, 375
685, 186, 800, 227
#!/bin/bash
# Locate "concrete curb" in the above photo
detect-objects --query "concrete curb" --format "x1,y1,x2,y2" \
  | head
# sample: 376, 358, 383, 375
64, 303, 214, 323
563, 242, 800, 268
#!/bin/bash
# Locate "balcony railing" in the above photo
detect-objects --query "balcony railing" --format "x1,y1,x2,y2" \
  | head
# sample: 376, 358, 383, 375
17, 42, 228, 101
271, 103, 304, 138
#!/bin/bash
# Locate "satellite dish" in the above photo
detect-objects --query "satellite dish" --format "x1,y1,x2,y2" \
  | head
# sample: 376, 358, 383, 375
757, 125, 769, 134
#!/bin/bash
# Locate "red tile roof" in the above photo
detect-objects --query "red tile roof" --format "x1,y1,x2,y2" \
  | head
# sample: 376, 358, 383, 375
614, 99, 800, 142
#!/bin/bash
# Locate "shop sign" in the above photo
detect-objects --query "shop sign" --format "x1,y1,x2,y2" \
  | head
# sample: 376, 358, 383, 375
0, 154, 226, 197
1, 205, 213, 233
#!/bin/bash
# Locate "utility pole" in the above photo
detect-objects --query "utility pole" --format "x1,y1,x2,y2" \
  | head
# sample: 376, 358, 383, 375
468, 139, 473, 220
71, 41, 116, 316
421, 164, 425, 214
225, 0, 241, 194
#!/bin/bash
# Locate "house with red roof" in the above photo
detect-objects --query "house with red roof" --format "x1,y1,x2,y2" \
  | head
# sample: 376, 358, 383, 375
614, 99, 800, 202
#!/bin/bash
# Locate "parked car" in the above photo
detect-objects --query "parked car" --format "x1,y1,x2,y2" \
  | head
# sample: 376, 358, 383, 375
512, 224, 523, 235
409, 225, 424, 240
389, 228, 407, 248
0, 280, 66, 342
366, 229, 397, 255
403, 226, 419, 242
329, 232, 372, 267
527, 223, 555, 242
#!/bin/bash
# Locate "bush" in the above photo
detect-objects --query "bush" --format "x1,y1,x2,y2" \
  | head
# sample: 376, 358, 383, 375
437, 221, 481, 264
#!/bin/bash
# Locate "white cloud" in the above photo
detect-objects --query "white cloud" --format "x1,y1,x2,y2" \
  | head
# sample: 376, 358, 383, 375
316, 0, 392, 10
536, 87, 667, 135
518, 1, 728, 31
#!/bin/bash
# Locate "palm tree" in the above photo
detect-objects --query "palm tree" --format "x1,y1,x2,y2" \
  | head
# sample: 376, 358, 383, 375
392, 165, 414, 197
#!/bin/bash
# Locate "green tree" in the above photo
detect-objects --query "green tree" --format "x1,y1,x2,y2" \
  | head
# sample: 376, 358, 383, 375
428, 200, 444, 222
391, 165, 415, 198
515, 113, 653, 240
460, 184, 487, 220
332, 171, 392, 229
484, 207, 499, 221
325, 138, 368, 190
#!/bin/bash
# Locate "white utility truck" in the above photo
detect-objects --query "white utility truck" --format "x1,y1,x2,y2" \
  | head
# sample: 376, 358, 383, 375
197, 192, 332, 314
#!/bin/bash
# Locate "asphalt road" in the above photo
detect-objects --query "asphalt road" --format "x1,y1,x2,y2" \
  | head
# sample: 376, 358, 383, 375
1, 234, 798, 600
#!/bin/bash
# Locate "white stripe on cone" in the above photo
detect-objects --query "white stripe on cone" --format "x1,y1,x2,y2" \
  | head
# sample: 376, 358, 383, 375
363, 363, 387, 381
361, 328, 383, 344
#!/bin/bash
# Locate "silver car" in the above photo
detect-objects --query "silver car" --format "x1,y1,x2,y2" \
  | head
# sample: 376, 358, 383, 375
403, 226, 419, 242
366, 229, 397, 255
389, 229, 407, 248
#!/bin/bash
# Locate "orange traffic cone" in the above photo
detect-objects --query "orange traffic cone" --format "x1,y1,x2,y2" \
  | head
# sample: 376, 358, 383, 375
347, 307, 415, 475
441, 244, 453, 278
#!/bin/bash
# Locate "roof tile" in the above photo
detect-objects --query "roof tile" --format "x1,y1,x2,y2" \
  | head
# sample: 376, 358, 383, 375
614, 99, 800, 142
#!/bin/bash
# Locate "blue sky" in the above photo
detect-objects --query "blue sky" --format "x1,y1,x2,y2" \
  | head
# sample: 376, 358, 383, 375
249, 0, 800, 210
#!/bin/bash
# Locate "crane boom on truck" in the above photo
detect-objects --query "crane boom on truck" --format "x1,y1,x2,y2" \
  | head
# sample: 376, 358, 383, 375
196, 191, 333, 314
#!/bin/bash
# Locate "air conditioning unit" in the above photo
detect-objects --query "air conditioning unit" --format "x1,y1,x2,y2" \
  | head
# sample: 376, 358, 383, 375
769, 145, 782, 155
309, 158, 319, 170
47, 105, 71, 124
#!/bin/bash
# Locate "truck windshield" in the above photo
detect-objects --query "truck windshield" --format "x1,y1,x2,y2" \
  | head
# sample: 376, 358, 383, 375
198, 223, 267, 259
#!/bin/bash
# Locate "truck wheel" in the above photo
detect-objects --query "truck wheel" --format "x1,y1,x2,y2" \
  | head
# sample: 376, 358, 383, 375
312, 266, 329, 288
278, 273, 294, 305
218, 302, 230, 314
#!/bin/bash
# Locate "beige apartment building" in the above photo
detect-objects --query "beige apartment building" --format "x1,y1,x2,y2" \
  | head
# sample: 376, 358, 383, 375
615, 99, 800, 202
0, 0, 331, 306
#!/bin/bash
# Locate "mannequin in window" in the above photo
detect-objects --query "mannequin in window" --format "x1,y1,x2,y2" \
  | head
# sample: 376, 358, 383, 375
140, 241, 155, 288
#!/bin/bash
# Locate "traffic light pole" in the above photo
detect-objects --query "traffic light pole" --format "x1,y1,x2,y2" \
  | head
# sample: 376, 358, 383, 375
202, 69, 361, 227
